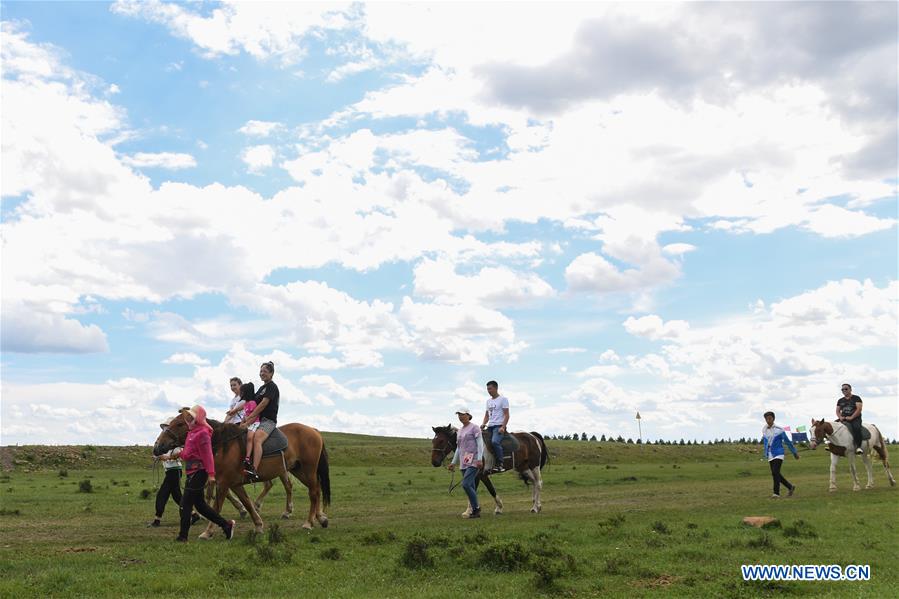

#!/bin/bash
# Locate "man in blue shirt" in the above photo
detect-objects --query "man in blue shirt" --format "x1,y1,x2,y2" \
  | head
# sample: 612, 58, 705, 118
762, 411, 799, 498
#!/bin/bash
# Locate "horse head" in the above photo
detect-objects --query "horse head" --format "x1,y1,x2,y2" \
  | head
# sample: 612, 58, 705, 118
153, 411, 190, 456
430, 424, 457, 467
809, 418, 832, 450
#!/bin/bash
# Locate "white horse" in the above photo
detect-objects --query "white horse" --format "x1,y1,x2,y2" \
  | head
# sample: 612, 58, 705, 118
809, 419, 896, 492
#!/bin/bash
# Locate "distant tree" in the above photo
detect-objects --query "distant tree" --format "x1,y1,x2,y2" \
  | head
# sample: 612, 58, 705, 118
679, 439, 685, 446
590, 434, 597, 442
636, 438, 642, 444
616, 435, 625, 443
626, 438, 633, 444
581, 432, 588, 441
686, 440, 693, 445
600, 434, 607, 442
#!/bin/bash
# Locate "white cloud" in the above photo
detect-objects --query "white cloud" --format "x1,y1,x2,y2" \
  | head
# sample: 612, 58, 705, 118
111, 0, 354, 65
623, 315, 690, 341
241, 144, 275, 173
238, 120, 284, 137
548, 347, 587, 354
413, 258, 555, 307
162, 352, 210, 366
121, 152, 197, 170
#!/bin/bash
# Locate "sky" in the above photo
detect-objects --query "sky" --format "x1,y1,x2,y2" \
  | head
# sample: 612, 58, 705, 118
1, 1, 896, 446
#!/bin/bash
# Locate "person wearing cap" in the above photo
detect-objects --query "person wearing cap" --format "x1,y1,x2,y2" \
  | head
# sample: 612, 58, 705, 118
171, 405, 235, 542
448, 407, 484, 519
761, 411, 799, 499
480, 380, 510, 473
146, 417, 200, 528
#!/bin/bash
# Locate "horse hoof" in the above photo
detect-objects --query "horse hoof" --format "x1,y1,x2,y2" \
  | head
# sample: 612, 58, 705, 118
301, 522, 313, 531
494, 509, 503, 515
317, 516, 329, 529
239, 511, 248, 520
890, 479, 897, 487
281, 513, 291, 520
198, 532, 213, 540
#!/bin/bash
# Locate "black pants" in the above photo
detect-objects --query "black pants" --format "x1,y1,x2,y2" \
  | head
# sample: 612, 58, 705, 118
769, 458, 793, 495
155, 469, 183, 518
845, 418, 864, 449
178, 471, 229, 539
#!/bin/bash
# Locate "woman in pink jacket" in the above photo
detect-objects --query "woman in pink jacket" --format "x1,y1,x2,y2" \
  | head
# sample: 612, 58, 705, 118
172, 405, 235, 542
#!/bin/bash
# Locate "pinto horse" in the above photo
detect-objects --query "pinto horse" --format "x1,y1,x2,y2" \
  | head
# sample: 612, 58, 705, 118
430, 425, 548, 514
810, 418, 896, 492
153, 412, 331, 535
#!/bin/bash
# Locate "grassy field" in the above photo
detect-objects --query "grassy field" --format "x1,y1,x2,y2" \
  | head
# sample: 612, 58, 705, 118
1, 435, 897, 598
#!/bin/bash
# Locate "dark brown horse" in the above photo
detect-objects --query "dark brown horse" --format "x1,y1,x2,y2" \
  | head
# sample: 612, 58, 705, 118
153, 411, 331, 535
430, 425, 548, 514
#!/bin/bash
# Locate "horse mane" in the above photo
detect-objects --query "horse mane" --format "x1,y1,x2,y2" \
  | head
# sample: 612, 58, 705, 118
208, 419, 247, 454
433, 424, 456, 438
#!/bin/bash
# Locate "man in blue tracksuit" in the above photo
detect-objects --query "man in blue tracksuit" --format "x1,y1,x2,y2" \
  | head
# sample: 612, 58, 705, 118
762, 411, 799, 498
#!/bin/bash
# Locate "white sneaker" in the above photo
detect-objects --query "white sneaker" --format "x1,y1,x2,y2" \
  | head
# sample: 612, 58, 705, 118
855, 448, 864, 455
770, 494, 780, 499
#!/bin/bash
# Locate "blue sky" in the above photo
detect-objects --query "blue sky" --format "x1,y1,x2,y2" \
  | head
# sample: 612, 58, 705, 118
1, 1, 896, 445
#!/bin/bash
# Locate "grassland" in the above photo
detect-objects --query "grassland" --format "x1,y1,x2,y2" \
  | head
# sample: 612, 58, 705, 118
1, 434, 897, 598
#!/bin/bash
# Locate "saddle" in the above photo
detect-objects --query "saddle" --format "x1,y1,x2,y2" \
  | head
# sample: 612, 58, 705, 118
836, 421, 871, 441
484, 433, 519, 471
260, 427, 288, 456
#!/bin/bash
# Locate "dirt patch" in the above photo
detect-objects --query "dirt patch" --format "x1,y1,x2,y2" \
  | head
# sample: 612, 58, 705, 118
63, 547, 98, 553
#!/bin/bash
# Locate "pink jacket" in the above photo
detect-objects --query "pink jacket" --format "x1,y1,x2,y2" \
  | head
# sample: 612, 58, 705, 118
181, 425, 215, 477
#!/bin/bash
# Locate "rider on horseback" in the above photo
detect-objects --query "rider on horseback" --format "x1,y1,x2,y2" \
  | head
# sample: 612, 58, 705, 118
837, 383, 865, 455
481, 380, 509, 473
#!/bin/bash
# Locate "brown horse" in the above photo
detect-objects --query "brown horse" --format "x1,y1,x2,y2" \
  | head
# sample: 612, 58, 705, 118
153, 412, 331, 535
430, 425, 548, 514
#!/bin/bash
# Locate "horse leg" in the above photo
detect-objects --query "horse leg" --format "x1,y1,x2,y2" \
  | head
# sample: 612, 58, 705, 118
199, 481, 228, 539
279, 470, 294, 519
863, 451, 875, 489
225, 490, 248, 518
254, 479, 274, 511
829, 454, 838, 492
291, 463, 319, 530
525, 468, 541, 513
849, 453, 861, 491
232, 485, 264, 534
480, 472, 503, 515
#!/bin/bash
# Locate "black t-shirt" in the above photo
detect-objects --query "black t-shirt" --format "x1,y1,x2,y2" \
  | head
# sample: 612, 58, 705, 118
837, 394, 862, 418
256, 382, 280, 422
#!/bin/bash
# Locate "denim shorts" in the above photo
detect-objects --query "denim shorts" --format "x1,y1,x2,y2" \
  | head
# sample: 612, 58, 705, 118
258, 418, 276, 434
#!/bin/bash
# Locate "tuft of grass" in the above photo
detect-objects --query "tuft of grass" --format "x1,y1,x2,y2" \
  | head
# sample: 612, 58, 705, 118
139, 489, 152, 500
482, 541, 531, 571
737, 470, 752, 477
783, 519, 817, 539
0, 508, 22, 516
78, 480, 93, 493
319, 547, 342, 561
266, 523, 284, 544
361, 531, 397, 546
651, 521, 670, 535
58, 469, 68, 478
399, 535, 434, 569
747, 533, 775, 549
604, 556, 631, 575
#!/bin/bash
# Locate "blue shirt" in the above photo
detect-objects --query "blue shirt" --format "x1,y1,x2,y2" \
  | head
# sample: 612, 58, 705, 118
762, 425, 798, 461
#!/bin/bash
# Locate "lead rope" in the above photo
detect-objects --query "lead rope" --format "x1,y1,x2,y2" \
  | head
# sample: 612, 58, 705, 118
448, 469, 461, 494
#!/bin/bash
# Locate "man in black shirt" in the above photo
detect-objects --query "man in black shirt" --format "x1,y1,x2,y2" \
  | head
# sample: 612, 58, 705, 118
836, 383, 864, 455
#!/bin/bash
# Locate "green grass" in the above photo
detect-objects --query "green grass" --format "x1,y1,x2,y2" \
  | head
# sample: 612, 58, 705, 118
1, 438, 897, 597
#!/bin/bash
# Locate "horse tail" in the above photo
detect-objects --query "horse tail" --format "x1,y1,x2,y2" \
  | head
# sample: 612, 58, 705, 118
531, 431, 549, 470
871, 425, 889, 464
317, 443, 331, 507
